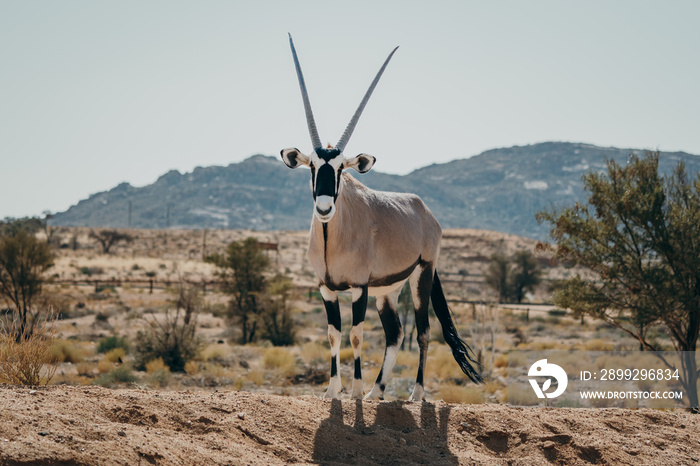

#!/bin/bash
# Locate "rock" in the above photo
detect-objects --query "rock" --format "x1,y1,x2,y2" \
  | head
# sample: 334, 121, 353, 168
237, 412, 245, 420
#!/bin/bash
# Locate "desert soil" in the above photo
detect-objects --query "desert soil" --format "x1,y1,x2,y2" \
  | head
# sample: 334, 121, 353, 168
1, 386, 697, 465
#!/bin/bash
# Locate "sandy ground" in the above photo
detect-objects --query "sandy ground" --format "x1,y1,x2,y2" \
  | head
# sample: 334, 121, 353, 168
1, 386, 697, 465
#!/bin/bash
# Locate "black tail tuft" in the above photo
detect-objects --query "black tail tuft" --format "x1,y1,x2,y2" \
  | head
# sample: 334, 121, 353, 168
431, 271, 483, 384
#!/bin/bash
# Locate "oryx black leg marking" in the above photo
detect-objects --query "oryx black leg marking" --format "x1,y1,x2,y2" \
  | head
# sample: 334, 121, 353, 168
365, 288, 404, 400
321, 285, 342, 398
350, 286, 368, 399
409, 263, 434, 401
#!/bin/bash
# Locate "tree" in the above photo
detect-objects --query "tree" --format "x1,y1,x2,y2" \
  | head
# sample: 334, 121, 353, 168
41, 211, 58, 246
89, 229, 133, 254
207, 238, 270, 344
0, 228, 54, 340
537, 151, 700, 412
484, 252, 510, 303
0, 217, 43, 237
509, 250, 542, 304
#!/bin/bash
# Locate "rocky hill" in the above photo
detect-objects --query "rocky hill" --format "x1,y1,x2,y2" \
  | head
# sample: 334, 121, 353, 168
51, 142, 700, 239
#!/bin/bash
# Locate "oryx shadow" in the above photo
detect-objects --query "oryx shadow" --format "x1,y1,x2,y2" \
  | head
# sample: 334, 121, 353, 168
312, 398, 457, 465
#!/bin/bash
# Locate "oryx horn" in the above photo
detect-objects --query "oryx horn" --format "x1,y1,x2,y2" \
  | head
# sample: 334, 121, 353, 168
335, 46, 399, 153
288, 33, 322, 150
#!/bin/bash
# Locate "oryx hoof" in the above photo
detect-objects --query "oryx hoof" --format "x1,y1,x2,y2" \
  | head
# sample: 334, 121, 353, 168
408, 384, 425, 402
323, 377, 342, 399
363, 385, 384, 401
351, 381, 364, 400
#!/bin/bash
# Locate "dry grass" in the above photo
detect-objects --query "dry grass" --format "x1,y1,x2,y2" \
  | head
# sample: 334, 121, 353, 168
263, 347, 296, 377
50, 339, 86, 364
0, 312, 59, 386
145, 357, 168, 374
300, 341, 326, 365
184, 360, 200, 375
395, 350, 419, 369
146, 358, 172, 388
517, 341, 568, 351
199, 343, 229, 363
338, 347, 355, 363
437, 384, 485, 404
244, 369, 265, 386
583, 338, 614, 351
105, 347, 126, 363
97, 359, 114, 374
507, 387, 540, 406
483, 380, 503, 395
427, 344, 465, 380
203, 363, 225, 378
76, 362, 96, 377
493, 353, 509, 368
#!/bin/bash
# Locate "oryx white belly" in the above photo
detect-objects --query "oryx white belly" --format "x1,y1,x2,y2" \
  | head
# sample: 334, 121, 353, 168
367, 279, 407, 298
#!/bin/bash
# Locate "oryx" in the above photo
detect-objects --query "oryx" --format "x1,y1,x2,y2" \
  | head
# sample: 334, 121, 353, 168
281, 34, 482, 401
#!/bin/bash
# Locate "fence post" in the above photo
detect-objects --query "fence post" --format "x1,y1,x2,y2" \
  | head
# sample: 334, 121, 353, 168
149, 279, 153, 294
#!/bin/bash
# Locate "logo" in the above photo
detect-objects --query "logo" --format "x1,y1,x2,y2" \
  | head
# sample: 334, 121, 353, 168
528, 359, 568, 398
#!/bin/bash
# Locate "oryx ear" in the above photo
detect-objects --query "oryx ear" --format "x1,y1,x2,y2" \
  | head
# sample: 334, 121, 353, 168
280, 148, 310, 169
344, 153, 376, 173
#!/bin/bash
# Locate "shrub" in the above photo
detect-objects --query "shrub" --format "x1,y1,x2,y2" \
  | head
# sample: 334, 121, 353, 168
134, 286, 201, 372
0, 312, 58, 385
93, 364, 138, 387
147, 368, 172, 388
145, 358, 171, 388
97, 335, 130, 354
260, 275, 297, 346
50, 339, 85, 364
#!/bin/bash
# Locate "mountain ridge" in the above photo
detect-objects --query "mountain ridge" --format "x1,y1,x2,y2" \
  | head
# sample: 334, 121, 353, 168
50, 142, 700, 239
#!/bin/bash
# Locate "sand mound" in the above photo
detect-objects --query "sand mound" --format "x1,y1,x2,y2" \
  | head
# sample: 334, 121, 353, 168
0, 386, 697, 465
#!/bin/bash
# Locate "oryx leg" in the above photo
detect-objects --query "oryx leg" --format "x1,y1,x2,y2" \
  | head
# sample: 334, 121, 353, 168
350, 286, 368, 399
408, 263, 434, 401
365, 287, 404, 400
320, 285, 342, 399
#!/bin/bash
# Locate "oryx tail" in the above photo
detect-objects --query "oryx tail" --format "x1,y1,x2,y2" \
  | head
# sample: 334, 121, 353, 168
431, 272, 483, 384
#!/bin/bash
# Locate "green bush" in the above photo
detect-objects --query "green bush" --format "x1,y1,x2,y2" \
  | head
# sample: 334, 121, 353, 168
93, 364, 138, 387
97, 335, 130, 354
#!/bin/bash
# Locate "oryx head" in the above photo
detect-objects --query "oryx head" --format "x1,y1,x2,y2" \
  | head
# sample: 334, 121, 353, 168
281, 34, 398, 223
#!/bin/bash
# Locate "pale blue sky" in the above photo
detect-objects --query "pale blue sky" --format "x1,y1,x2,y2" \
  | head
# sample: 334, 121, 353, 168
1, 1, 698, 218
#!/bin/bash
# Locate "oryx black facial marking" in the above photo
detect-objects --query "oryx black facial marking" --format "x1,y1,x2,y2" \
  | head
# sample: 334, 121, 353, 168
315, 147, 341, 162
315, 164, 337, 200
281, 34, 482, 401
311, 148, 343, 202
